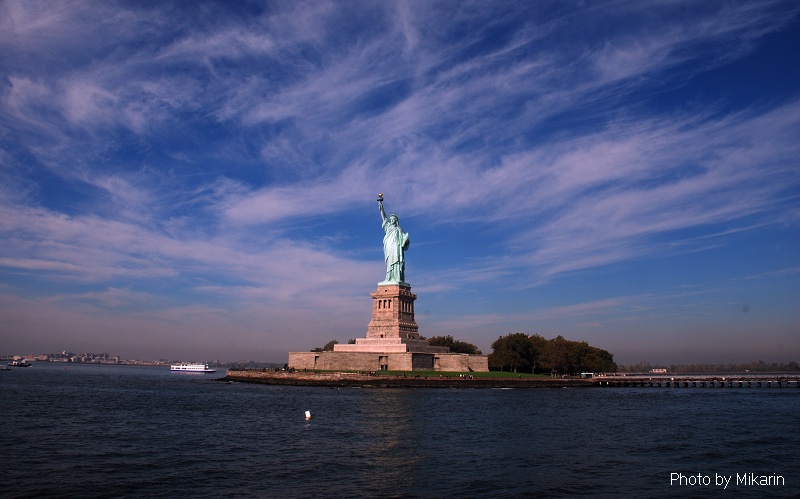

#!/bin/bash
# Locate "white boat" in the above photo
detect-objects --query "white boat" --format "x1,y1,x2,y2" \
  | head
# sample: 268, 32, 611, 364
170, 363, 216, 373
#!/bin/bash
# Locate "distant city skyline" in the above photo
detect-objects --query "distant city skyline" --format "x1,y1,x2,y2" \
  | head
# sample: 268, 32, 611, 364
1, 1, 798, 364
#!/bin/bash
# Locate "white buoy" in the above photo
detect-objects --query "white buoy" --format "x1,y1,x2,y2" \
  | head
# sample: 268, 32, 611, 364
305, 410, 312, 420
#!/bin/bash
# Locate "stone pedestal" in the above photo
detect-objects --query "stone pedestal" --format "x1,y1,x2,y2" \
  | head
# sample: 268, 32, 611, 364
334, 282, 448, 355
289, 281, 488, 372
366, 283, 419, 339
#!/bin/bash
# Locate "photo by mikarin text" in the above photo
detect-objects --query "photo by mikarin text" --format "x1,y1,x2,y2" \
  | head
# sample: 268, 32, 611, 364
670, 472, 786, 490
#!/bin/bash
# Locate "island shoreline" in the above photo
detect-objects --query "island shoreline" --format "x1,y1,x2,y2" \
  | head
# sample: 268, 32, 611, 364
223, 370, 594, 388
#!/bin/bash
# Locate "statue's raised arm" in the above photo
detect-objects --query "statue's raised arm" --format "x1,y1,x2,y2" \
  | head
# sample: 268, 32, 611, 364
376, 194, 409, 284
378, 193, 387, 223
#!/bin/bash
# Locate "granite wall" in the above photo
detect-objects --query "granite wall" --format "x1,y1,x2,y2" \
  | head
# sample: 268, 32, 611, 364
288, 351, 488, 372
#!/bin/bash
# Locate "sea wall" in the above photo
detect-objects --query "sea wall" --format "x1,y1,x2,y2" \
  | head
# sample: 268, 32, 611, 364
224, 370, 593, 388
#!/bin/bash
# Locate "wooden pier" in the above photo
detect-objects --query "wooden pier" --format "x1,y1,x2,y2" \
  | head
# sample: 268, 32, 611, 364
593, 375, 800, 388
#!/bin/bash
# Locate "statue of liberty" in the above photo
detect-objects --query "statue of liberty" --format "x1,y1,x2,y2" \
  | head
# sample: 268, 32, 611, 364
377, 194, 409, 284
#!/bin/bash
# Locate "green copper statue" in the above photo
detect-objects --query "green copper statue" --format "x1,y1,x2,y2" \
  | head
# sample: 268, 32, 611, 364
377, 193, 409, 284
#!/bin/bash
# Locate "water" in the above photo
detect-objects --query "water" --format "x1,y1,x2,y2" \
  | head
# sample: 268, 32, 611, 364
1, 363, 798, 498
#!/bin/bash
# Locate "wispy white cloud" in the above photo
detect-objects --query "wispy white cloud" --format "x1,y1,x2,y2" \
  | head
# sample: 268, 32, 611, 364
0, 197, 378, 303
0, 257, 83, 273
52, 287, 160, 309
520, 102, 800, 277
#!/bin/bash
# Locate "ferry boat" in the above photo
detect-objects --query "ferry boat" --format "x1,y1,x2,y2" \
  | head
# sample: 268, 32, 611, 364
170, 363, 216, 373
8, 360, 32, 367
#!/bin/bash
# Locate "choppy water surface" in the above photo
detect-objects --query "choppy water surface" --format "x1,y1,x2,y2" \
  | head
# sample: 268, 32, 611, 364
1, 363, 798, 498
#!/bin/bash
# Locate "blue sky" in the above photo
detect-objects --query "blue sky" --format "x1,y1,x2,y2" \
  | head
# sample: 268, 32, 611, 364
1, 0, 798, 364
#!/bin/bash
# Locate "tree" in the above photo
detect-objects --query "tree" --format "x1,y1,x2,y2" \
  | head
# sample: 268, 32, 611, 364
428, 335, 481, 354
311, 339, 339, 352
488, 333, 536, 373
582, 345, 616, 372
488, 333, 617, 374
528, 334, 548, 371
538, 336, 616, 374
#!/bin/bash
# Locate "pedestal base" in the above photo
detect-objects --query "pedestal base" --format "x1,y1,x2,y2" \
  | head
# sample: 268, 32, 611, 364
288, 350, 489, 372
286, 278, 488, 372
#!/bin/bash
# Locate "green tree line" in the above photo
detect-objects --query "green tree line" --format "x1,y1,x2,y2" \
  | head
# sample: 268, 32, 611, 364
488, 333, 617, 374
310, 339, 355, 352
426, 335, 481, 354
